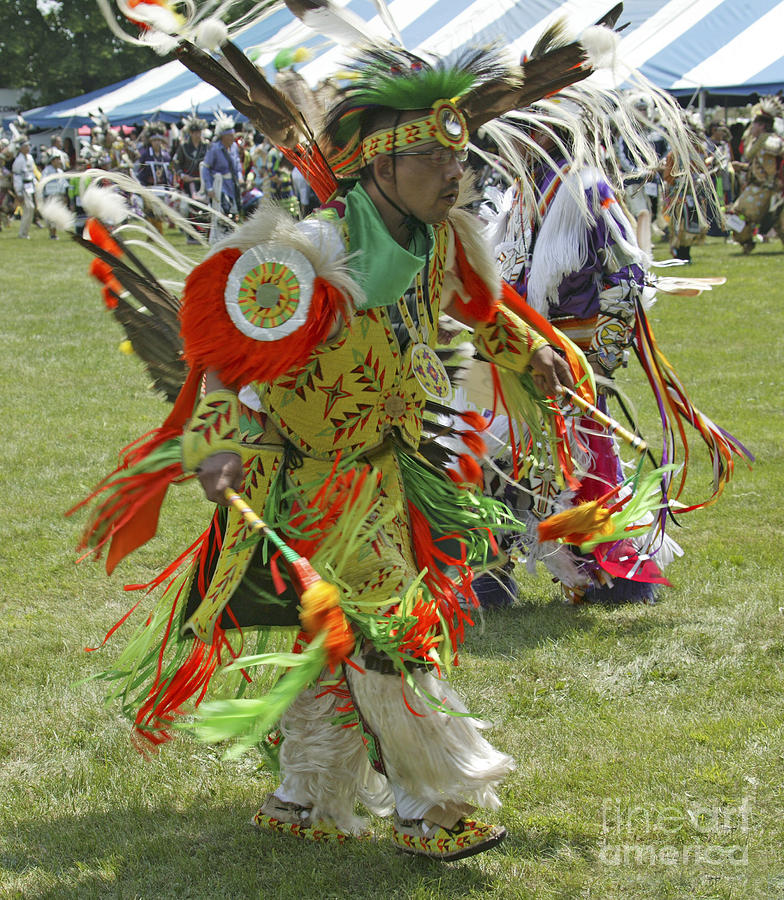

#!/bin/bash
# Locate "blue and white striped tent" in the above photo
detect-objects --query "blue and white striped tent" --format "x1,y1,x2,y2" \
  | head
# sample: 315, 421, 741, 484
22, 0, 784, 127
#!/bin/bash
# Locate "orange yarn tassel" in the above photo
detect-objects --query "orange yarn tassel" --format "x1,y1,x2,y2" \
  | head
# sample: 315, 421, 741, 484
84, 218, 123, 257
299, 577, 354, 670
85, 219, 125, 308
458, 430, 487, 457
89, 257, 123, 309
458, 410, 489, 432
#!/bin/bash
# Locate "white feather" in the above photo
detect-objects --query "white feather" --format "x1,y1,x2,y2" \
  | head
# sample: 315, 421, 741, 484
97, 0, 187, 52
301, 5, 384, 46
79, 168, 212, 245
631, 511, 683, 570
140, 30, 180, 55
371, 0, 404, 44
82, 183, 130, 225
195, 17, 228, 51
526, 171, 590, 315
39, 197, 75, 233
116, 0, 180, 33
526, 168, 647, 315
479, 184, 516, 252
579, 25, 618, 70
212, 109, 235, 137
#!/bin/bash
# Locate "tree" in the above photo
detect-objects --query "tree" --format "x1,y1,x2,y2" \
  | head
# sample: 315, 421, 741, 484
0, 0, 165, 108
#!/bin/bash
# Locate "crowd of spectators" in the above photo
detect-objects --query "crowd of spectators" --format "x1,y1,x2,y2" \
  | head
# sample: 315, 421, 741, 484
1, 98, 781, 257
0, 114, 317, 242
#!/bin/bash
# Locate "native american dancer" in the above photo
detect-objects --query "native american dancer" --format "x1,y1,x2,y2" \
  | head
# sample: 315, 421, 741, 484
202, 112, 244, 242
660, 114, 712, 263
172, 114, 208, 241
64, 0, 642, 858
481, 146, 678, 603
727, 96, 784, 253
455, 26, 752, 606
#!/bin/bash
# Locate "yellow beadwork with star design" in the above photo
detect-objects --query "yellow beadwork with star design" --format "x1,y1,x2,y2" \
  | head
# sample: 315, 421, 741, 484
250, 222, 450, 460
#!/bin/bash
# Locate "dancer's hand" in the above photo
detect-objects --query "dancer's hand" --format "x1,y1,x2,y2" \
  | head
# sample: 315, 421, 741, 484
197, 451, 243, 505
529, 346, 575, 397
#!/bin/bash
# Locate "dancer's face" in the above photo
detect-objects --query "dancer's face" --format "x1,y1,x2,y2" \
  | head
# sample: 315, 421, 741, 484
370, 110, 465, 225
392, 146, 465, 223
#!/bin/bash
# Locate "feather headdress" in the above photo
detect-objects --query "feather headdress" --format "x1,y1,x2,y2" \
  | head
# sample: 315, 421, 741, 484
324, 46, 521, 141
320, 45, 524, 180
753, 95, 784, 123
182, 109, 208, 132
211, 110, 235, 137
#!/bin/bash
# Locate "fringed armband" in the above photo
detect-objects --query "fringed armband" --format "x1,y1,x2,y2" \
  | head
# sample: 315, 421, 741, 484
181, 390, 241, 474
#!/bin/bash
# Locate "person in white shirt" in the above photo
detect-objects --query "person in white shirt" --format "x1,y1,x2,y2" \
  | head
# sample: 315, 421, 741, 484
11, 139, 36, 239
50, 134, 70, 168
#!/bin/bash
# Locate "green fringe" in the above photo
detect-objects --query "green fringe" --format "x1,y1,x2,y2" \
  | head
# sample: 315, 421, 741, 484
188, 451, 493, 756
102, 446, 510, 755
188, 633, 327, 759
86, 567, 279, 723
579, 463, 678, 554
190, 572, 471, 758
494, 368, 566, 484
354, 67, 476, 112
397, 448, 521, 566
259, 728, 283, 774
86, 568, 195, 717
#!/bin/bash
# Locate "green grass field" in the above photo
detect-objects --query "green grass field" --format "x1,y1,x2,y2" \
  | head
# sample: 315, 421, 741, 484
0, 223, 782, 899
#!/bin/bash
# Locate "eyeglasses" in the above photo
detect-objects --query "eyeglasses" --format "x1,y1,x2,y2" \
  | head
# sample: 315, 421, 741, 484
396, 147, 469, 166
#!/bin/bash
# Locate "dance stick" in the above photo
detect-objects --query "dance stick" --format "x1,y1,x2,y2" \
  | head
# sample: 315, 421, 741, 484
559, 386, 648, 455
224, 488, 300, 563
224, 488, 352, 664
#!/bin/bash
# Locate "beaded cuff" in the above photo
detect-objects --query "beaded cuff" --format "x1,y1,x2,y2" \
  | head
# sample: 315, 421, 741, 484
181, 389, 241, 473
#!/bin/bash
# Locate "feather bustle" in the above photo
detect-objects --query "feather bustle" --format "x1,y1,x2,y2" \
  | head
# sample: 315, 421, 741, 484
180, 248, 348, 389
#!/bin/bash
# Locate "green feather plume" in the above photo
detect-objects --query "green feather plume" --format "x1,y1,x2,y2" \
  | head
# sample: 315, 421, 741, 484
324, 46, 518, 145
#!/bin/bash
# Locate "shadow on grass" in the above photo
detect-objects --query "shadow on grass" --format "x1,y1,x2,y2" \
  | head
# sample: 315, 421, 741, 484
1, 802, 497, 899
500, 819, 598, 863
465, 595, 670, 659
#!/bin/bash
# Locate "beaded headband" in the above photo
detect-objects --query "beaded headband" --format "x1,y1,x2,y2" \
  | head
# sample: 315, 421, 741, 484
359, 99, 468, 166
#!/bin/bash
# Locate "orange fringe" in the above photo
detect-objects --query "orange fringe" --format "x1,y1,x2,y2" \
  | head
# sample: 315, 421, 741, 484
67, 367, 203, 572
